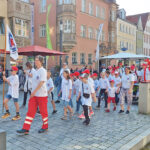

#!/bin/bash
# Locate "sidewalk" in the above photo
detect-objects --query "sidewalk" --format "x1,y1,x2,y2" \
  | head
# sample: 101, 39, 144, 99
0, 87, 150, 150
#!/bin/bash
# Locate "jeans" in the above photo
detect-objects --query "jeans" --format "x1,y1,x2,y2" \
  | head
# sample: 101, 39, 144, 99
76, 97, 82, 112
83, 105, 90, 123
115, 93, 119, 105
98, 89, 108, 108
23, 90, 31, 106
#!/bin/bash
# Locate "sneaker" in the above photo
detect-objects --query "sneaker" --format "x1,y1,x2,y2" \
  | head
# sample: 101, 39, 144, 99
1, 112, 10, 119
119, 110, 124, 114
83, 120, 87, 124
55, 100, 60, 103
52, 110, 57, 114
126, 110, 130, 114
12, 115, 21, 121
61, 116, 67, 120
16, 129, 29, 135
78, 113, 85, 119
38, 128, 48, 133
105, 109, 110, 113
113, 107, 116, 111
95, 106, 100, 110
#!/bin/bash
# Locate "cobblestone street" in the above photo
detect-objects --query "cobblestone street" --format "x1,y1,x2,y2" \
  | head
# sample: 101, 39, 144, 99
1, 85, 150, 150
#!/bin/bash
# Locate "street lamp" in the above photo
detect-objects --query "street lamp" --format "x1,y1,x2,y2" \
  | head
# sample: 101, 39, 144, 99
59, 20, 63, 68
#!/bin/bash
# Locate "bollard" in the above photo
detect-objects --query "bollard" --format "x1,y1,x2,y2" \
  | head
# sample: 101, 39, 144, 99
0, 129, 6, 150
139, 82, 150, 114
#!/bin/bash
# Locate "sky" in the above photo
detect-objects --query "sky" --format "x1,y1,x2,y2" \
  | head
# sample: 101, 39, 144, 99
116, 0, 150, 16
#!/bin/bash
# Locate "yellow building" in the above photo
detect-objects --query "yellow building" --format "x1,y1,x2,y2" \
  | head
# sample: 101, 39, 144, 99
117, 9, 136, 54
0, 0, 7, 51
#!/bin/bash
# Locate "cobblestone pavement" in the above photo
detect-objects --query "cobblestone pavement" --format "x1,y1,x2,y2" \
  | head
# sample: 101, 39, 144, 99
0, 85, 150, 150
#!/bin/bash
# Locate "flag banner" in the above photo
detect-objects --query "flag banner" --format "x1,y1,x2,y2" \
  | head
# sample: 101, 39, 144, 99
6, 25, 18, 60
96, 24, 103, 61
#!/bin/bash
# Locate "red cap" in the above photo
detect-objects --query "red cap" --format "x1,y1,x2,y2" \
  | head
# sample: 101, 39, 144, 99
110, 80, 115, 83
142, 63, 147, 67
119, 62, 122, 66
111, 70, 115, 74
82, 69, 90, 74
74, 72, 80, 77
130, 65, 135, 70
92, 73, 98, 77
11, 66, 18, 71
116, 66, 120, 69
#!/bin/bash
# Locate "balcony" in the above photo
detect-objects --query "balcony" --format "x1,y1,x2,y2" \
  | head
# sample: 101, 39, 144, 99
57, 4, 76, 16
57, 33, 76, 52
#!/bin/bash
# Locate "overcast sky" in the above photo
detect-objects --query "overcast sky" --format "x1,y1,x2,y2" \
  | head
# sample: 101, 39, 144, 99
116, 0, 150, 16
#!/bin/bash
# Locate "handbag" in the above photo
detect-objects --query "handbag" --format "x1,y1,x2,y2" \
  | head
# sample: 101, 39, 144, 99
82, 83, 90, 99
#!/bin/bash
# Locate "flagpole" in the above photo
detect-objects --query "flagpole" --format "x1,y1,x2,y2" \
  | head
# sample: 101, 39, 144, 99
2, 24, 7, 113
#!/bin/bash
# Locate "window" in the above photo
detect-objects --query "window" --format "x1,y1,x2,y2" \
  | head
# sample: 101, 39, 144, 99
80, 53, 85, 64
39, 24, 46, 37
59, 0, 63, 5
111, 11, 116, 22
101, 7, 105, 19
72, 53, 77, 64
0, 18, 5, 34
72, 21, 76, 33
96, 6, 100, 18
64, 20, 71, 33
81, 25, 86, 37
88, 54, 92, 64
111, 31, 115, 43
40, 0, 46, 13
120, 24, 122, 31
88, 27, 93, 39
89, 2, 93, 15
126, 26, 128, 33
81, 0, 86, 12
100, 31, 105, 42
15, 18, 29, 37
64, 0, 71, 4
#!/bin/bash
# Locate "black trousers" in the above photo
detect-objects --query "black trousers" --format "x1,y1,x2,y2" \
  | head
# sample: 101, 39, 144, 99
83, 105, 90, 123
23, 90, 31, 106
115, 93, 119, 105
98, 89, 108, 107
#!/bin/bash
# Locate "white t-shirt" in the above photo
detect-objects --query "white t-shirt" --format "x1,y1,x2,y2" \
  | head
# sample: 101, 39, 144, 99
98, 78, 109, 89
140, 69, 150, 81
109, 74, 115, 81
94, 79, 99, 90
114, 77, 121, 87
79, 81, 95, 106
131, 72, 138, 82
108, 86, 118, 97
32, 67, 47, 97
24, 68, 35, 92
61, 78, 72, 102
46, 77, 54, 92
88, 77, 95, 89
7, 75, 19, 98
121, 74, 134, 89
74, 79, 82, 97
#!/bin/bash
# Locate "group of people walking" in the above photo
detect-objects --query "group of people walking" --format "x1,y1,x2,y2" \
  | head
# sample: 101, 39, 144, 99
1, 55, 150, 135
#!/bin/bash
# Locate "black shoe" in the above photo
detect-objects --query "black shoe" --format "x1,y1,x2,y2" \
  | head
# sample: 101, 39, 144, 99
119, 110, 124, 114
55, 100, 60, 103
83, 120, 87, 124
16, 129, 29, 135
126, 110, 130, 114
52, 110, 57, 114
38, 128, 48, 133
85, 121, 90, 126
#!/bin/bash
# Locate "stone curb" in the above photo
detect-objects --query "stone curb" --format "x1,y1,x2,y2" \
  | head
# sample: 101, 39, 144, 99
120, 128, 150, 150
0, 129, 6, 150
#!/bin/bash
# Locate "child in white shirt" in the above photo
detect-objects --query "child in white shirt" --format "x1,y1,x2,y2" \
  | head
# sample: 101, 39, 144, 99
2, 66, 20, 121
58, 70, 73, 120
105, 80, 120, 112
77, 73, 96, 125
47, 71, 57, 114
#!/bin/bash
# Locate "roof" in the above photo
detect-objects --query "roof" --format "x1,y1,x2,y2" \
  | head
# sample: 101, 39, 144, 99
127, 12, 150, 30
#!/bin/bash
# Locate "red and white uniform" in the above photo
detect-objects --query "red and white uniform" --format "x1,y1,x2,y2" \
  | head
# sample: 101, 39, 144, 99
23, 67, 48, 131
140, 68, 150, 82
107, 86, 118, 103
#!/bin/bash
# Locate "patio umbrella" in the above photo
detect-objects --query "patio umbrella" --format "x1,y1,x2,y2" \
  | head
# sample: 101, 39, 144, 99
18, 45, 66, 56
100, 52, 149, 60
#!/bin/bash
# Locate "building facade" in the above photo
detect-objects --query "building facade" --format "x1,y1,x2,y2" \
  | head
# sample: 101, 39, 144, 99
30, 0, 57, 69
117, 9, 136, 54
127, 16, 144, 55
57, 0, 118, 69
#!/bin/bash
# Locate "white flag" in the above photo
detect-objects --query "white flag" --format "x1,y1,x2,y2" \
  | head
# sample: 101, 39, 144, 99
6, 25, 18, 60
96, 24, 103, 61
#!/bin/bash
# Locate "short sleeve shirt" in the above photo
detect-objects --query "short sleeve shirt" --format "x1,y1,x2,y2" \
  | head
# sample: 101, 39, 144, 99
114, 77, 121, 87
98, 78, 109, 89
108, 86, 118, 97
46, 77, 54, 92
32, 67, 47, 97
121, 74, 134, 89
